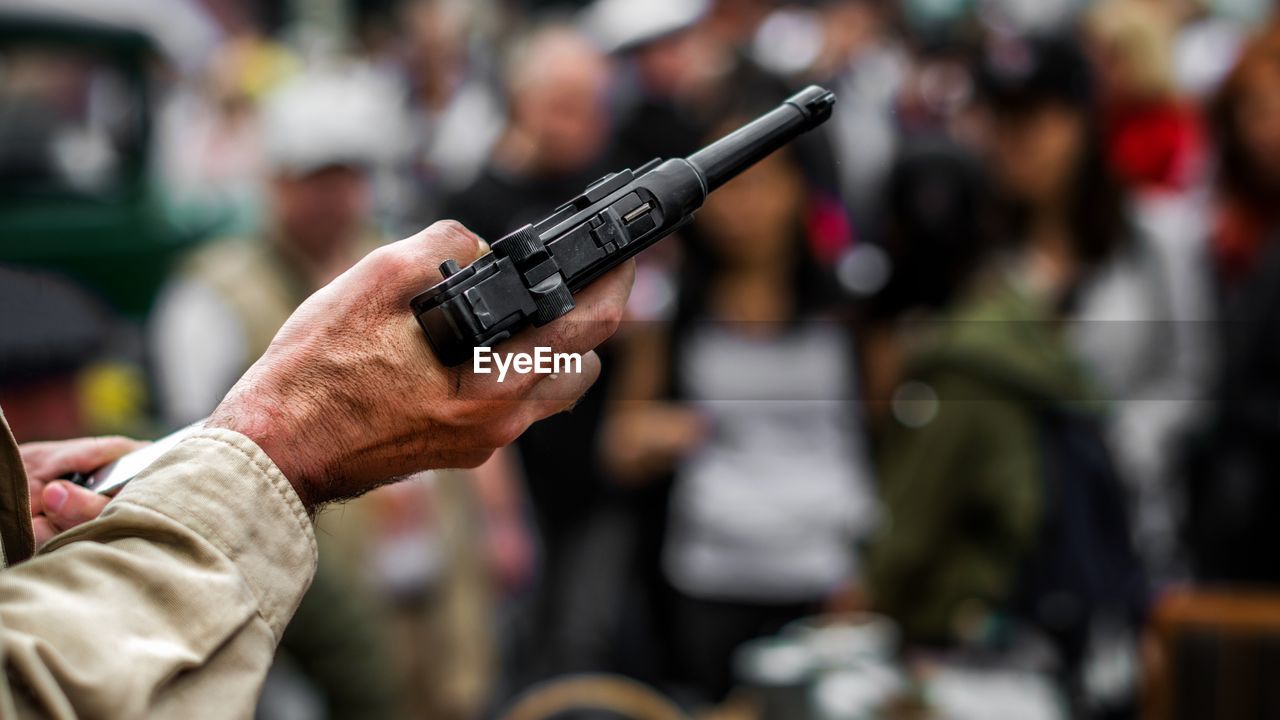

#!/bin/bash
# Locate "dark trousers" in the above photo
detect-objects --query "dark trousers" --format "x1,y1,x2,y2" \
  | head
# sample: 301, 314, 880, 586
664, 588, 818, 703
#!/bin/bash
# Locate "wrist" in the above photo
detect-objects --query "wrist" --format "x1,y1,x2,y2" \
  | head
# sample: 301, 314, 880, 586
207, 390, 323, 510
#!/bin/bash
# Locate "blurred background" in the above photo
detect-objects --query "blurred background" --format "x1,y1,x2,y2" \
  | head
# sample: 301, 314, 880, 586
2, 0, 1280, 718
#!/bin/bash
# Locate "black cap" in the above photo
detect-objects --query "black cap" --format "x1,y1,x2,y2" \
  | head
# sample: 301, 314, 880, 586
0, 267, 108, 386
975, 34, 1094, 114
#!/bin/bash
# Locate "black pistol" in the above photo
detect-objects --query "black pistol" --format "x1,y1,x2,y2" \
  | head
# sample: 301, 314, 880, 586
411, 85, 837, 366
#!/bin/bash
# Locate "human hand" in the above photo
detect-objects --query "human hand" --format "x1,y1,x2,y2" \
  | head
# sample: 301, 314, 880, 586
208, 221, 634, 509
19, 436, 147, 549
603, 403, 710, 484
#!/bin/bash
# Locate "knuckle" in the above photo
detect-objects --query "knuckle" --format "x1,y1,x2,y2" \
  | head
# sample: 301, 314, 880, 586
430, 218, 468, 236
542, 323, 571, 353
18, 449, 48, 475
428, 219, 482, 250
599, 297, 624, 335
364, 245, 406, 282
489, 416, 527, 448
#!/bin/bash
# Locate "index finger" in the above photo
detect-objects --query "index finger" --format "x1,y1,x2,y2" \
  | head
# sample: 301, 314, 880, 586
461, 259, 635, 399
373, 220, 484, 303
19, 436, 148, 484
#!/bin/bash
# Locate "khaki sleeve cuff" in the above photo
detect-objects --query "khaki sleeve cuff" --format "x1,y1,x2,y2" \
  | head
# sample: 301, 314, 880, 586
109, 428, 318, 637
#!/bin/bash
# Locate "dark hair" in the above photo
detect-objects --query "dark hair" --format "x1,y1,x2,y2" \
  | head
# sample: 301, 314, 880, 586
873, 137, 991, 320
672, 91, 845, 328
1211, 22, 1280, 215
674, 218, 844, 328
977, 34, 1131, 266
1020, 115, 1130, 266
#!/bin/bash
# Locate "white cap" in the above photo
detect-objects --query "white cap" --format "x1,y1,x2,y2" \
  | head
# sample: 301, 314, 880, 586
261, 65, 409, 176
579, 0, 709, 54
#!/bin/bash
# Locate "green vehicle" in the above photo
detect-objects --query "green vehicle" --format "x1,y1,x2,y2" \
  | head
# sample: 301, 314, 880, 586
0, 10, 210, 318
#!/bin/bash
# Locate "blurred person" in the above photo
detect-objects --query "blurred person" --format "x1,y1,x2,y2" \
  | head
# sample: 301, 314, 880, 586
1183, 21, 1280, 583
751, 0, 909, 239
977, 29, 1161, 604
867, 35, 1147, 710
587, 0, 850, 263
155, 7, 301, 234
1086, 0, 1208, 195
400, 0, 504, 188
586, 0, 816, 168
584, 0, 742, 330
983, 30, 1209, 581
581, 0, 714, 164
859, 138, 991, 429
590, 0, 841, 317
151, 68, 522, 719
1081, 1, 1217, 580
152, 66, 405, 421
442, 22, 624, 687
444, 23, 613, 241
603, 115, 876, 704
0, 220, 635, 718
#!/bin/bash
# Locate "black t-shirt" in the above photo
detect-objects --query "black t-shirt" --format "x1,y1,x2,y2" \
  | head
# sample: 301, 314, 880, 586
442, 161, 612, 244
442, 161, 617, 526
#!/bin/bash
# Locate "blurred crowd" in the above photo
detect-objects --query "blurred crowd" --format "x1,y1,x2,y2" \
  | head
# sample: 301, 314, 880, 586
3, 0, 1280, 718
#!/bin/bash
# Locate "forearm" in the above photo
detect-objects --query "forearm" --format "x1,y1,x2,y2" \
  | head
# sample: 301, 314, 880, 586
0, 429, 316, 718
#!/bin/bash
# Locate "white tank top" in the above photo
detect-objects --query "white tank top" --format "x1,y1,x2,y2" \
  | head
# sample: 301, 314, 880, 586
663, 320, 877, 602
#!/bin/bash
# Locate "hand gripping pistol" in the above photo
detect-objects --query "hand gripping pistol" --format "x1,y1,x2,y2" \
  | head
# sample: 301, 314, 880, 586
411, 85, 837, 366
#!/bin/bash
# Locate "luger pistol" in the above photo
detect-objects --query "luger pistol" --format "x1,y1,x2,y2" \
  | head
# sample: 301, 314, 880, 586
411, 85, 837, 366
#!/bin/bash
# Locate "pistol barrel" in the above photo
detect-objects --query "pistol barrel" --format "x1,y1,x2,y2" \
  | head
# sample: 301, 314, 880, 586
685, 85, 836, 193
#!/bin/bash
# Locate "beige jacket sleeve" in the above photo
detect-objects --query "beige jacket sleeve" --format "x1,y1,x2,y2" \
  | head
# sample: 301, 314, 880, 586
0, 417, 318, 719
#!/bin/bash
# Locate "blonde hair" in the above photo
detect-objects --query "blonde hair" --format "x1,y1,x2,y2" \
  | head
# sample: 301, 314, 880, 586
1086, 0, 1178, 99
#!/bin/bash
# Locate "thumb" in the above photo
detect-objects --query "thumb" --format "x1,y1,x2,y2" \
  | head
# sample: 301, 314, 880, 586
43, 481, 111, 533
